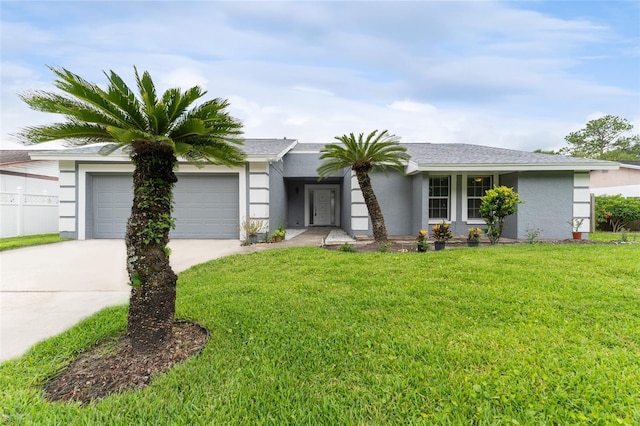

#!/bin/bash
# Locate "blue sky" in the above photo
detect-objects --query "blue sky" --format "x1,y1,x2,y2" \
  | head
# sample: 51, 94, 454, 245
1, 0, 638, 151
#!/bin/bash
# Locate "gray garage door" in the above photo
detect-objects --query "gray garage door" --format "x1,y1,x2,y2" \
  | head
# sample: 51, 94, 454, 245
91, 174, 239, 239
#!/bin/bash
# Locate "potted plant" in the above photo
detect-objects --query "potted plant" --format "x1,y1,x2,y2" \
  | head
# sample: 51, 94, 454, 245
417, 229, 429, 252
431, 221, 453, 251
467, 227, 482, 247
273, 224, 286, 242
240, 217, 265, 244
567, 217, 585, 240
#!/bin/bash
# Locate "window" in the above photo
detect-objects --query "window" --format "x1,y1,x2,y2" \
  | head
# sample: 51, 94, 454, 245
466, 176, 492, 219
429, 176, 450, 220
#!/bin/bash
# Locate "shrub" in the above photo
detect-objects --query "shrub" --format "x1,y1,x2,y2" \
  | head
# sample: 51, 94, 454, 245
525, 226, 542, 244
479, 186, 522, 245
339, 243, 356, 253
377, 242, 393, 253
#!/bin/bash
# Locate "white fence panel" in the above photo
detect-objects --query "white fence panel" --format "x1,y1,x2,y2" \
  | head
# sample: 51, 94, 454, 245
0, 189, 59, 238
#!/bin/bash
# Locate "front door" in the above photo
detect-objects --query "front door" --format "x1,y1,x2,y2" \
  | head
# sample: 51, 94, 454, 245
305, 184, 340, 227
313, 189, 332, 225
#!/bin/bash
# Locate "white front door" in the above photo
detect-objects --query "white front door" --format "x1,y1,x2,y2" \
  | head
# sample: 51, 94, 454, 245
313, 189, 332, 225
305, 184, 340, 227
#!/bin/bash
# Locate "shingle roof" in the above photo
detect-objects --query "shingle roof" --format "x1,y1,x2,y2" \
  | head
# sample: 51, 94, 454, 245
403, 143, 606, 165
239, 139, 297, 156
0, 150, 32, 165
289, 143, 327, 153
30, 139, 297, 159
27, 140, 619, 171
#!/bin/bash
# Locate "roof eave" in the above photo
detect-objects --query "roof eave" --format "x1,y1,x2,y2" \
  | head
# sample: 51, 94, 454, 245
31, 149, 299, 164
273, 139, 299, 161
412, 162, 620, 172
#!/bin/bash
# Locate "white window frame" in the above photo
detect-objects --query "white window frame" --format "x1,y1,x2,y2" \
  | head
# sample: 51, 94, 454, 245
462, 173, 498, 224
428, 175, 457, 224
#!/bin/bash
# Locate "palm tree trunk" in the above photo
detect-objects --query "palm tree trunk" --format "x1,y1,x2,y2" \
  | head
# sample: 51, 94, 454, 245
125, 140, 178, 351
355, 170, 388, 242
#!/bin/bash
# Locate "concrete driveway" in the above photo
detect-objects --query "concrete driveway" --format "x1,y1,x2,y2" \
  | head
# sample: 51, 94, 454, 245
0, 239, 246, 362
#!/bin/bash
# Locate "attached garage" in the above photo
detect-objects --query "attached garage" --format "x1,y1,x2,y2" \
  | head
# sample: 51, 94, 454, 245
89, 173, 239, 239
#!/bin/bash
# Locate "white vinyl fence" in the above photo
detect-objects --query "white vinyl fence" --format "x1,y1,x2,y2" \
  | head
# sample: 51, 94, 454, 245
1, 188, 59, 238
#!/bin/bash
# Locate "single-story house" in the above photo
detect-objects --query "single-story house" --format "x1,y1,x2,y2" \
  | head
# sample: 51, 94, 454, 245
590, 161, 640, 197
1, 150, 60, 238
30, 140, 618, 241
0, 150, 59, 194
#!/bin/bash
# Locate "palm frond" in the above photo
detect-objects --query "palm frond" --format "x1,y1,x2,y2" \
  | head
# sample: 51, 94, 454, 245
98, 142, 128, 156
318, 129, 408, 178
19, 91, 123, 128
193, 141, 246, 166
135, 67, 158, 115
163, 86, 205, 124
47, 66, 133, 129
18, 66, 245, 163
171, 118, 207, 139
16, 122, 113, 144
175, 140, 245, 168
105, 126, 153, 144
103, 70, 148, 130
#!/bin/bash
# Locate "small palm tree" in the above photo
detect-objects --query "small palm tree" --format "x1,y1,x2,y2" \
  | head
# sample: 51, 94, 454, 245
18, 66, 245, 350
317, 130, 409, 242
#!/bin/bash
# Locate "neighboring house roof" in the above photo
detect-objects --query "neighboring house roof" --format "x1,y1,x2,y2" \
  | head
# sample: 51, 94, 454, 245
0, 150, 59, 181
0, 150, 33, 166
619, 161, 640, 169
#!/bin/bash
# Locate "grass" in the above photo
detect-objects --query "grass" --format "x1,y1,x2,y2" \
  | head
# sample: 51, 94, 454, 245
1, 244, 639, 424
590, 231, 640, 242
0, 233, 68, 251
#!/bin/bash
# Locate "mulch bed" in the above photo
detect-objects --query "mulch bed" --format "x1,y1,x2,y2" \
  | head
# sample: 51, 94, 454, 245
323, 237, 626, 253
44, 321, 208, 405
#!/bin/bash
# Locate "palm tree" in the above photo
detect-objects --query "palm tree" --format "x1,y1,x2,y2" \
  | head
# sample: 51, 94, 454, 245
17, 66, 245, 350
317, 130, 409, 242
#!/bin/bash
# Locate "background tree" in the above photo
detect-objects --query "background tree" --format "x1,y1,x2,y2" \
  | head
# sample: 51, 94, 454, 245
479, 186, 522, 245
533, 148, 560, 155
595, 195, 640, 232
317, 130, 409, 242
560, 115, 640, 160
18, 66, 245, 350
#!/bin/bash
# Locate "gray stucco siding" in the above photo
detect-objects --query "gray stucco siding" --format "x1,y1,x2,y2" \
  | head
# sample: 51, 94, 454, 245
283, 153, 330, 178
411, 174, 426, 233
370, 170, 414, 236
511, 171, 574, 240
268, 162, 287, 231
499, 173, 519, 239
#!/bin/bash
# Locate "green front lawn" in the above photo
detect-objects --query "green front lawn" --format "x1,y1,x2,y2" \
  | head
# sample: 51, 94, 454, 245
590, 231, 640, 242
1, 245, 639, 424
0, 233, 67, 251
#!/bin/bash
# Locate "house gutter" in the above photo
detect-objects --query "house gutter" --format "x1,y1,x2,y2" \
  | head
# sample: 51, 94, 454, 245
407, 161, 620, 173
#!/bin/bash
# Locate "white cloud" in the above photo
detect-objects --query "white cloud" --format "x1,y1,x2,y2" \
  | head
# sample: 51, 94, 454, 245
1, 0, 637, 153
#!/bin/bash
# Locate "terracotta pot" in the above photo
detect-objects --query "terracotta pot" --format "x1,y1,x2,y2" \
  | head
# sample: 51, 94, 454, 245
572, 232, 582, 240
273, 235, 283, 242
